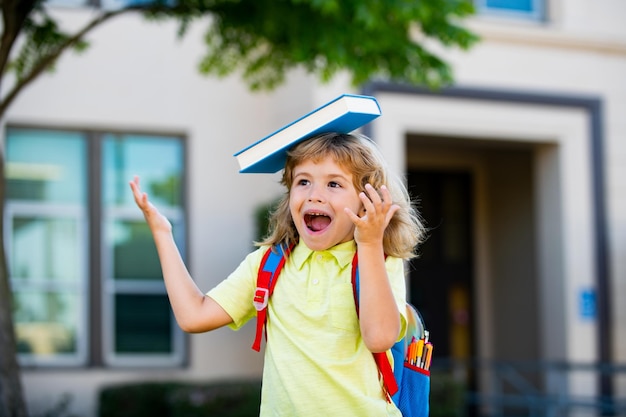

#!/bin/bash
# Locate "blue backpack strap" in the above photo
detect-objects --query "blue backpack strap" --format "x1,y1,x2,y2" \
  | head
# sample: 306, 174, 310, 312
351, 253, 399, 400
252, 244, 292, 351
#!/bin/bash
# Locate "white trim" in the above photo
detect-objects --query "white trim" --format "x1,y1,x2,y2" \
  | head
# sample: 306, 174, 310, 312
5, 202, 89, 367
373, 91, 597, 400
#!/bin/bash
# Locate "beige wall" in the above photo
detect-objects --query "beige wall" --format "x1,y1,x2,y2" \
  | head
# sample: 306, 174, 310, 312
4, 0, 626, 415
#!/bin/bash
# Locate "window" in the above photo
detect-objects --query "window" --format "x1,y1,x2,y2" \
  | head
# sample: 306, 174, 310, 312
476, 0, 545, 21
45, 0, 159, 10
5, 127, 186, 367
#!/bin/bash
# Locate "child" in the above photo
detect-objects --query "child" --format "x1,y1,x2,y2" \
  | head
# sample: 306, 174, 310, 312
130, 132, 426, 416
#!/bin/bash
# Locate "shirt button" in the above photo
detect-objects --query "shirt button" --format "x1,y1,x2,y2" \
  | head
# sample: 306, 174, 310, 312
312, 279, 319, 285
317, 255, 323, 261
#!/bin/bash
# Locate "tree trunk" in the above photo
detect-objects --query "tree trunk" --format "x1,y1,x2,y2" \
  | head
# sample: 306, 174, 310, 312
0, 156, 27, 417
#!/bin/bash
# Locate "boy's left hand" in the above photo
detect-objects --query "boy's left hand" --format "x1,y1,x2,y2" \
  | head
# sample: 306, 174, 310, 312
345, 184, 399, 247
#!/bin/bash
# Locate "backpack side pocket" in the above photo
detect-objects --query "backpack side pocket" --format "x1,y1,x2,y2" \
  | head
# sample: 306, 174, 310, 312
396, 363, 430, 417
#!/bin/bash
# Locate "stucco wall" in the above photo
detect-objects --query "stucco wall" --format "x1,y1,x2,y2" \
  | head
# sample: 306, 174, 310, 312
4, 1, 626, 415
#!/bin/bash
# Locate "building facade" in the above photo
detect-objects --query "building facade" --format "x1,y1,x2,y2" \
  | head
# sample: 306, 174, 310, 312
2, 0, 625, 415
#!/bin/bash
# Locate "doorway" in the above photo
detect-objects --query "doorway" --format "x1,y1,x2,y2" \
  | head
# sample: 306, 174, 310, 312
405, 134, 541, 363
407, 170, 475, 362
405, 134, 544, 412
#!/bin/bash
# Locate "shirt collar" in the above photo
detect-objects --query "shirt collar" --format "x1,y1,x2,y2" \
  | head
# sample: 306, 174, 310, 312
291, 239, 356, 270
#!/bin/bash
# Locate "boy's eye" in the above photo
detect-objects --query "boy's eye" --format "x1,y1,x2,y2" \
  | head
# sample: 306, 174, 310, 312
328, 181, 341, 188
297, 179, 310, 186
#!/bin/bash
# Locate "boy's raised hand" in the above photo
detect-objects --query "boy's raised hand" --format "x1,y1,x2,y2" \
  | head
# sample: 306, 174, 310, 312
346, 184, 399, 247
129, 175, 172, 233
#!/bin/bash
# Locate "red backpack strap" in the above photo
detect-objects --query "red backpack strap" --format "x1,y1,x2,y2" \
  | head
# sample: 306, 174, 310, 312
252, 244, 292, 352
351, 253, 399, 400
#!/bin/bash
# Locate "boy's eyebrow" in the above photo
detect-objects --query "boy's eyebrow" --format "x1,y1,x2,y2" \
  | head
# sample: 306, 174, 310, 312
293, 170, 351, 181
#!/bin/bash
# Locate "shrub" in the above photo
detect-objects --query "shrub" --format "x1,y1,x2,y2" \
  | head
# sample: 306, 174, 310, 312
98, 380, 261, 417
429, 371, 466, 417
99, 374, 465, 417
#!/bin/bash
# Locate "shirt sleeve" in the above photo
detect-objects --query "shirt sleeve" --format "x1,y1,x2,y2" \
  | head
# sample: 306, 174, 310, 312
206, 246, 267, 330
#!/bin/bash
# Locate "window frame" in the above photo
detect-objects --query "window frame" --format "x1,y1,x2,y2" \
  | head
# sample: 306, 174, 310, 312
101, 205, 187, 367
5, 125, 188, 368
4, 201, 90, 367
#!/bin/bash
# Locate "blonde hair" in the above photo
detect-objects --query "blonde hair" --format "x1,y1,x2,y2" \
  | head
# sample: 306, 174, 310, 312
257, 133, 426, 259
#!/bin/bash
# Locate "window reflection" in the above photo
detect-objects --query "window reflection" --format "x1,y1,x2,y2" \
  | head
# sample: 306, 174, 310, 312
6, 127, 185, 367
103, 134, 183, 208
6, 129, 86, 204
14, 291, 79, 355
485, 0, 533, 12
11, 216, 81, 282
112, 220, 162, 280
103, 133, 185, 362
477, 0, 543, 20
115, 294, 172, 353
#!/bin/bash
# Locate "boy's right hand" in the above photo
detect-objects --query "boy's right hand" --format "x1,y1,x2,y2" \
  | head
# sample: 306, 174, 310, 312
129, 175, 172, 233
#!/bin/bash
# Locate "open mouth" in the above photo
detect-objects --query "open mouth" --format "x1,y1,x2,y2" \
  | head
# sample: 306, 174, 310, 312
304, 212, 331, 232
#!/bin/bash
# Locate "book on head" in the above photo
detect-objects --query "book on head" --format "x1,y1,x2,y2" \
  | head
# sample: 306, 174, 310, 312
234, 94, 381, 173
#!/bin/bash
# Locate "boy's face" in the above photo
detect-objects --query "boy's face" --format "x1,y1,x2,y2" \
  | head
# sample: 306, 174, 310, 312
289, 156, 363, 251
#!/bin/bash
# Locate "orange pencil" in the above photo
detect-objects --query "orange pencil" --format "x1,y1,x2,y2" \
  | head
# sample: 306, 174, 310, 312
407, 341, 415, 364
415, 338, 425, 367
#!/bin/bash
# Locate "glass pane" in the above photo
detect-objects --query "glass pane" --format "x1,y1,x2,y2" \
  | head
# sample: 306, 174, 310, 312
45, 0, 89, 6
13, 290, 79, 355
102, 134, 183, 208
103, 134, 185, 362
100, 0, 155, 10
485, 0, 533, 12
115, 294, 172, 353
6, 129, 86, 203
111, 219, 162, 280
11, 216, 81, 283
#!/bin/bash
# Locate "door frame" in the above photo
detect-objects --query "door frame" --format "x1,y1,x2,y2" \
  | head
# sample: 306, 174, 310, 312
362, 81, 610, 398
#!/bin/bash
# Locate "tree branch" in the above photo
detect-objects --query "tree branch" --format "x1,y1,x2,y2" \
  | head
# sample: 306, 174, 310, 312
0, 0, 39, 75
0, 6, 130, 119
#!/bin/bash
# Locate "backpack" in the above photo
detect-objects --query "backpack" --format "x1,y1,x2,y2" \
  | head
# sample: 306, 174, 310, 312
251, 245, 431, 417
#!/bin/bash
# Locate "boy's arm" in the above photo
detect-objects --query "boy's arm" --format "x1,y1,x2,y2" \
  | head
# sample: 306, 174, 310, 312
346, 184, 402, 353
130, 176, 233, 333
356, 244, 401, 353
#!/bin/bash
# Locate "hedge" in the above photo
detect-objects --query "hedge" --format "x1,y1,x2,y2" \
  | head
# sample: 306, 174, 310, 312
99, 372, 464, 417
99, 380, 261, 417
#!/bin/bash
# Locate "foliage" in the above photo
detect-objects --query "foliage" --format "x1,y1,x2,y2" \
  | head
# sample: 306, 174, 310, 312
0, 0, 478, 415
194, 0, 478, 90
7, 2, 88, 81
254, 197, 281, 243
429, 370, 466, 417
0, 0, 478, 117
98, 376, 466, 417
98, 380, 262, 417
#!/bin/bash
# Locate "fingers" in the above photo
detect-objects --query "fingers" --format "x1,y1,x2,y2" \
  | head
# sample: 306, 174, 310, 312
360, 184, 393, 216
348, 183, 399, 226
348, 184, 399, 246
128, 176, 172, 232
129, 175, 140, 196
129, 176, 149, 209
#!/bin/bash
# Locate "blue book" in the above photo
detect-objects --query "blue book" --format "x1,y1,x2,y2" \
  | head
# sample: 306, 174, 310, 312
235, 94, 382, 173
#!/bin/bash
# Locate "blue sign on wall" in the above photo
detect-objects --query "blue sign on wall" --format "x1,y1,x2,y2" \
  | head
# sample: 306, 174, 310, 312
579, 288, 597, 320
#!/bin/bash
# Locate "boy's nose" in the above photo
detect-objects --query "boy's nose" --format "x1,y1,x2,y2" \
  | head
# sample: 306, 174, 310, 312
307, 194, 324, 203
307, 186, 325, 202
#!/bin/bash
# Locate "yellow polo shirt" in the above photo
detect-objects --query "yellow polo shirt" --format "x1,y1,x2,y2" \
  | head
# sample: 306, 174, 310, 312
208, 240, 406, 417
